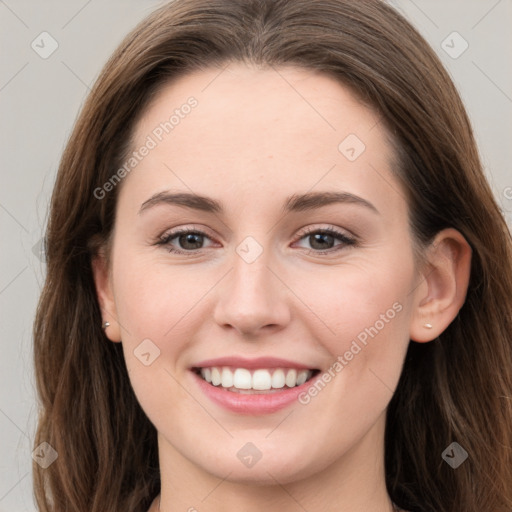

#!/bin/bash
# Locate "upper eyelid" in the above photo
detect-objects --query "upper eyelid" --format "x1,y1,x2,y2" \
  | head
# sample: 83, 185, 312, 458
159, 225, 216, 242
297, 225, 355, 238
159, 224, 353, 237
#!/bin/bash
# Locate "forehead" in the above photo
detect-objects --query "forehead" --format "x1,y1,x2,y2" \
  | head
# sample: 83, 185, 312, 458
122, 63, 401, 217
134, 63, 381, 152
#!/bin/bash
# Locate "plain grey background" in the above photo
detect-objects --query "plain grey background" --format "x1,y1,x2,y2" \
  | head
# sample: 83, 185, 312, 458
1, 1, 511, 510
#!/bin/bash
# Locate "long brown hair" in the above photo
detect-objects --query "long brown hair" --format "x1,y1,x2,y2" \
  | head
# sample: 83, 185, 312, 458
33, 1, 512, 511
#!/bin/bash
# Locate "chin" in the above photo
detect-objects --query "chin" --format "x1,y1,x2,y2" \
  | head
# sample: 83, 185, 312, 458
196, 447, 322, 486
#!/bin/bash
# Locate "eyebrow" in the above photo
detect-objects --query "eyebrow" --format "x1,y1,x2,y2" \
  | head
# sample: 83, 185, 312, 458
138, 190, 379, 216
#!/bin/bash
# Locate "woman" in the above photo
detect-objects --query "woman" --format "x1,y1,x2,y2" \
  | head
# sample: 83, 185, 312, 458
32, 0, 512, 511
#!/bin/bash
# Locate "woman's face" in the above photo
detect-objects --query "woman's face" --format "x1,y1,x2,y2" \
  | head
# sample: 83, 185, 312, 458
99, 64, 423, 484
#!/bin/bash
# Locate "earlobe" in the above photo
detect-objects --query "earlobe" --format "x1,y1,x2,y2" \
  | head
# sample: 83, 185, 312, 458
91, 253, 122, 343
410, 228, 472, 343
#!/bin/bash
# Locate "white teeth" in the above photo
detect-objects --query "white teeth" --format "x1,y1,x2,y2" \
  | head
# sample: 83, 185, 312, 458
285, 369, 297, 388
221, 367, 233, 388
271, 368, 285, 389
198, 367, 314, 391
296, 370, 308, 386
233, 368, 252, 389
203, 367, 212, 383
211, 367, 221, 386
252, 369, 272, 390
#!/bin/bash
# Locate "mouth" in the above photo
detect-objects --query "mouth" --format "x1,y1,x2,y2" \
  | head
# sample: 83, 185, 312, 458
191, 366, 321, 394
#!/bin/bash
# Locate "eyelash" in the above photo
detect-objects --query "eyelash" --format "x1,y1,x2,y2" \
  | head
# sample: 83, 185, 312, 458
155, 225, 357, 256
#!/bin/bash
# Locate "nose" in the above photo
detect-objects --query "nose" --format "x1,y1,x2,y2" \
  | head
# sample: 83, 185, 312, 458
212, 246, 291, 338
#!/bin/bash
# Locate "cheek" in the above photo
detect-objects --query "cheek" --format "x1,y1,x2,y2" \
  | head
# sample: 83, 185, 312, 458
291, 252, 415, 403
111, 256, 219, 400
113, 244, 415, 358
292, 256, 413, 348
113, 253, 210, 341
111, 256, 202, 425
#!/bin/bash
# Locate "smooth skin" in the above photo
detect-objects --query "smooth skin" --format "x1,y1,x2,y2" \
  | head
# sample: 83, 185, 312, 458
92, 63, 471, 512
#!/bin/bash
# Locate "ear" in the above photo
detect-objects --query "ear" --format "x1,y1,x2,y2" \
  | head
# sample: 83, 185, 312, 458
410, 228, 472, 342
91, 251, 122, 343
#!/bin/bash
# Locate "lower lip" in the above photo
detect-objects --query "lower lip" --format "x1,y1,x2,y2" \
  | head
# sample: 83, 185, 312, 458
191, 370, 320, 415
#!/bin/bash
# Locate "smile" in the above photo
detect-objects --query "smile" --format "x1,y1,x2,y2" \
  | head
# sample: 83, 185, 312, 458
193, 366, 320, 393
190, 361, 322, 414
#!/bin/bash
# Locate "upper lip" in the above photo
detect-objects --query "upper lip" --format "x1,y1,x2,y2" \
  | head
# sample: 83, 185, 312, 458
191, 356, 317, 370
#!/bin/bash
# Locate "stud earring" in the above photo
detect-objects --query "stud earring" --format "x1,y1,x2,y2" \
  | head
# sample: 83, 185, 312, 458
424, 323, 433, 329
102, 321, 110, 330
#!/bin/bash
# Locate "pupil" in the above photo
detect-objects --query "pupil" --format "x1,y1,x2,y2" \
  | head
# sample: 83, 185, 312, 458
180, 233, 203, 250
311, 233, 333, 250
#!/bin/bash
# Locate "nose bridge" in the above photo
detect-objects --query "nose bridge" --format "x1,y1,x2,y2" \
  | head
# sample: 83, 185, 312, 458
212, 235, 290, 335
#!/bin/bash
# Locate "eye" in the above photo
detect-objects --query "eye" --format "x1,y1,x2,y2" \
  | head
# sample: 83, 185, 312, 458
156, 228, 215, 254
155, 225, 357, 256
293, 226, 357, 255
